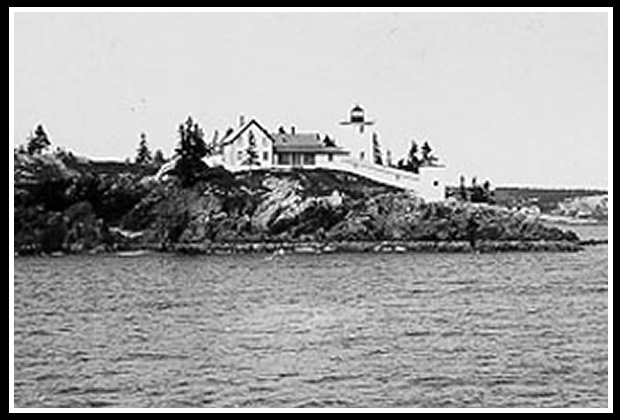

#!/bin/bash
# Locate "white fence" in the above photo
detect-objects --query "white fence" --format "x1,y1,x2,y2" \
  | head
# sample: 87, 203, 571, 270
319, 157, 418, 188
318, 158, 446, 202
199, 154, 446, 202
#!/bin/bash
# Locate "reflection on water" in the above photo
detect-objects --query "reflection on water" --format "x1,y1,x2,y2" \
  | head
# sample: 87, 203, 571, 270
14, 227, 608, 407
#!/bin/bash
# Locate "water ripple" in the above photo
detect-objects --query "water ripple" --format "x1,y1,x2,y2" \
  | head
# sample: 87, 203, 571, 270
14, 230, 608, 408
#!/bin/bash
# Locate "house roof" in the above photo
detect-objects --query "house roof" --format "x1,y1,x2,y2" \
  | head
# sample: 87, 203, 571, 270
217, 119, 350, 155
272, 133, 321, 147
275, 145, 351, 154
272, 133, 350, 155
219, 119, 276, 148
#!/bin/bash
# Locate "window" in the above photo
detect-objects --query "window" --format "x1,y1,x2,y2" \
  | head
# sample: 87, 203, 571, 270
263, 151, 269, 161
237, 150, 244, 161
433, 180, 440, 187
328, 154, 334, 162
303, 154, 315, 165
277, 153, 291, 165
262, 137, 269, 147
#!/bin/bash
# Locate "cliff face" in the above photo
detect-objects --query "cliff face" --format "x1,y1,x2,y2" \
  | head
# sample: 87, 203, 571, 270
119, 168, 579, 248
14, 150, 153, 253
13, 153, 579, 255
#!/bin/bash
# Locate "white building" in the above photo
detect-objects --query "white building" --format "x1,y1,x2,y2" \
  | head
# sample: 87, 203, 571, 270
203, 106, 447, 202
337, 104, 376, 162
206, 117, 350, 170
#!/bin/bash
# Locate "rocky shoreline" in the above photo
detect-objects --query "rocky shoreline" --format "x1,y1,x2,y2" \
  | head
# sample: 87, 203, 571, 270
14, 150, 589, 257
170, 239, 585, 255
14, 239, 586, 257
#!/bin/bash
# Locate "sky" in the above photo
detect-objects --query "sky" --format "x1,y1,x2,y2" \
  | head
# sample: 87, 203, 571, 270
13, 11, 609, 188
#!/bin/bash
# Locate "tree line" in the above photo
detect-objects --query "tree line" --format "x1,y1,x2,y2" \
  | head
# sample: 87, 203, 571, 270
456, 175, 495, 204
16, 117, 211, 188
18, 123, 168, 168
371, 134, 495, 203
18, 118, 448, 191
371, 134, 438, 174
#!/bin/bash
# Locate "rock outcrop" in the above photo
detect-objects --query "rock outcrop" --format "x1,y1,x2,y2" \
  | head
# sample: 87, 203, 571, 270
13, 152, 582, 255
14, 150, 150, 254
553, 194, 608, 221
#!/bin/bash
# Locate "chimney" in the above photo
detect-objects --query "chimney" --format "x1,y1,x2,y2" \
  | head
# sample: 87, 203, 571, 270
239, 115, 245, 127
291, 125, 296, 135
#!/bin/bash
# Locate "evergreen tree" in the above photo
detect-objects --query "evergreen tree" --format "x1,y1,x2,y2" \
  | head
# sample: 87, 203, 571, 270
459, 175, 468, 201
483, 180, 491, 195
26, 124, 51, 155
470, 176, 491, 203
174, 115, 209, 187
481, 180, 494, 204
241, 130, 260, 170
405, 140, 421, 173
135, 132, 152, 165
421, 140, 431, 162
471, 185, 487, 203
323, 135, 336, 148
372, 133, 383, 165
153, 149, 166, 166
421, 140, 437, 165
210, 129, 220, 153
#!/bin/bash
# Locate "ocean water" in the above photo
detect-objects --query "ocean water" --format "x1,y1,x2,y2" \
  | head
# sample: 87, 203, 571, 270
13, 225, 608, 408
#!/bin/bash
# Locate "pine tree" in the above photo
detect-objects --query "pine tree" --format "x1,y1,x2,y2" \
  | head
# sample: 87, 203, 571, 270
405, 140, 421, 173
482, 180, 494, 204
153, 149, 166, 166
459, 175, 468, 201
470, 176, 488, 203
241, 129, 260, 170
135, 132, 152, 165
26, 124, 51, 155
421, 140, 438, 165
210, 129, 220, 153
372, 133, 383, 165
174, 116, 209, 187
323, 135, 336, 148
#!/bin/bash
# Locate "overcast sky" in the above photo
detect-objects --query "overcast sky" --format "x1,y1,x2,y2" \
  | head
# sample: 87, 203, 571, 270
13, 11, 609, 188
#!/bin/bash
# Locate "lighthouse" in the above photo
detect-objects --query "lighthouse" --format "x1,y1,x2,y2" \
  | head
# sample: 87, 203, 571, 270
338, 104, 376, 162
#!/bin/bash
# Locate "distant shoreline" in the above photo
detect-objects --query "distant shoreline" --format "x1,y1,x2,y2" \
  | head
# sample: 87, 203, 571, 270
539, 215, 608, 226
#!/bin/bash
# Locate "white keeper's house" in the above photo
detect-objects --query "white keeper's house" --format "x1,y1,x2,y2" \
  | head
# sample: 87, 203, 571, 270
202, 105, 447, 202
207, 116, 350, 170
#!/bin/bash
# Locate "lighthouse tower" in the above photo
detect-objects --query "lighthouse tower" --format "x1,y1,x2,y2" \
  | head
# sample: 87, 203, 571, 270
338, 105, 376, 162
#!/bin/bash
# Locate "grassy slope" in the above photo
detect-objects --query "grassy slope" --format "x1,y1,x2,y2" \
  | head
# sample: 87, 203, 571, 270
233, 168, 400, 198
